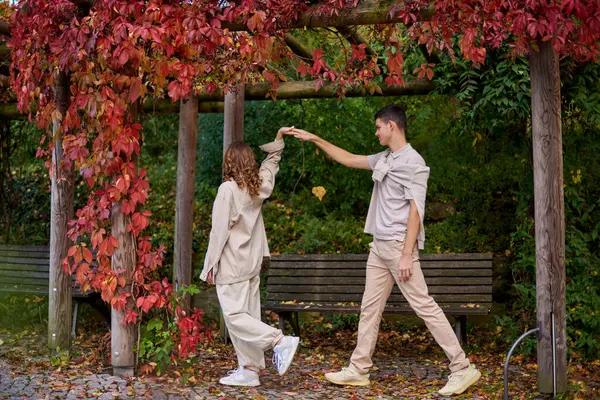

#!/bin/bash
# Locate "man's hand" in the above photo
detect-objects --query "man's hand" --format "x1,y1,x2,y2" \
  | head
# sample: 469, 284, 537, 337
398, 253, 413, 282
287, 128, 317, 142
277, 126, 294, 140
207, 269, 214, 285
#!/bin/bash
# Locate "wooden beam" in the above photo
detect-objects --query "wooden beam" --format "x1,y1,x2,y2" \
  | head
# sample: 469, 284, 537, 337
245, 79, 431, 100
216, 78, 432, 101
223, 85, 245, 159
173, 95, 198, 313
0, 100, 225, 119
0, 79, 432, 119
48, 71, 75, 350
223, 0, 433, 31
1, 1, 433, 40
530, 40, 567, 394
336, 27, 378, 58
284, 34, 313, 60
142, 99, 224, 115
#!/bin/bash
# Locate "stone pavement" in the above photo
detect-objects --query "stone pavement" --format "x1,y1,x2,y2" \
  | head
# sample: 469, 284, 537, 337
0, 355, 485, 400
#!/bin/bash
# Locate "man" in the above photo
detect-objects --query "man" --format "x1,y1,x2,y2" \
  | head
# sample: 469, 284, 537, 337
286, 105, 481, 396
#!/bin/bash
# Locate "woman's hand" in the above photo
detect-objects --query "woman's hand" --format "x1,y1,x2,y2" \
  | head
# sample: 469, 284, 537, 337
277, 126, 294, 140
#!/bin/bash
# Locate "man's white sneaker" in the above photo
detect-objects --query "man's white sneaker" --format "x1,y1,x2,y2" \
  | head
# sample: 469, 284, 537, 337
438, 364, 481, 396
324, 367, 371, 386
272, 336, 300, 376
219, 367, 260, 387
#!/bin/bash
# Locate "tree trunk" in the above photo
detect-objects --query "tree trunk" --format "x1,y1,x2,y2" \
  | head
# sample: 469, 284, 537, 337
110, 104, 139, 377
48, 71, 75, 350
223, 86, 245, 159
530, 40, 567, 394
174, 95, 198, 313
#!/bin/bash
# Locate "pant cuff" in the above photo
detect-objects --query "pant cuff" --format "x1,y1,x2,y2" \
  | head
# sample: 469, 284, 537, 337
449, 359, 471, 373
349, 362, 369, 375
271, 330, 284, 349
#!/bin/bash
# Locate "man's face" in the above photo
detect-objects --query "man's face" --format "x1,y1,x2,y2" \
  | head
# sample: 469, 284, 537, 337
375, 118, 394, 146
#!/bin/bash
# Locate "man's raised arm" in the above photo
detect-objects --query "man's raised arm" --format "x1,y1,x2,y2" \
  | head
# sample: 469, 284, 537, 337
287, 128, 370, 170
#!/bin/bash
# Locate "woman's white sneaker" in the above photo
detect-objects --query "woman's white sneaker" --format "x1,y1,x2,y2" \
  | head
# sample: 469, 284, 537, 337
219, 367, 260, 387
272, 336, 300, 376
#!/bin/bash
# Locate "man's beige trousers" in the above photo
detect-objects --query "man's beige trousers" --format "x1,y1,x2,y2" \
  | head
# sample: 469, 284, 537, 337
350, 239, 470, 374
217, 275, 283, 372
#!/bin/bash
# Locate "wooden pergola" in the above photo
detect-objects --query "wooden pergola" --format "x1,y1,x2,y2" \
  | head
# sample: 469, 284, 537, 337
0, 0, 566, 393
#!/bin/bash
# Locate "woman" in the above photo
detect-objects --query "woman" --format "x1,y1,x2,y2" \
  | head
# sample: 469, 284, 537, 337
200, 127, 299, 387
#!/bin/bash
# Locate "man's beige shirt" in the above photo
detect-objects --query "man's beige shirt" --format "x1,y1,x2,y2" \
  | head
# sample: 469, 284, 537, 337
365, 144, 430, 249
200, 139, 284, 285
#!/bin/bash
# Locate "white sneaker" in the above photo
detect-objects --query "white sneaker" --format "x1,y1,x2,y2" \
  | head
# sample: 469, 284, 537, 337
438, 364, 481, 396
219, 367, 260, 387
324, 366, 370, 386
272, 336, 300, 376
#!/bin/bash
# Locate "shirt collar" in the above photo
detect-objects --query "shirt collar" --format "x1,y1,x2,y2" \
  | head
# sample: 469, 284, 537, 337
389, 143, 412, 159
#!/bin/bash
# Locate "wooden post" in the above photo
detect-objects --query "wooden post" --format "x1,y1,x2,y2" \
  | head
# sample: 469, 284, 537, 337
48, 71, 74, 350
223, 86, 244, 159
530, 40, 567, 393
174, 95, 198, 313
110, 104, 139, 377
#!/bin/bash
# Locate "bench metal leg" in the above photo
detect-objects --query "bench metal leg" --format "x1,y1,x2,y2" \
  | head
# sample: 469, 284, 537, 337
454, 315, 468, 345
71, 300, 79, 339
219, 310, 231, 344
290, 312, 300, 337
278, 312, 287, 333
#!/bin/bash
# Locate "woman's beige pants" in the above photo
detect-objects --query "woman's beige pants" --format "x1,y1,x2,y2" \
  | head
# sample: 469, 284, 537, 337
217, 275, 283, 372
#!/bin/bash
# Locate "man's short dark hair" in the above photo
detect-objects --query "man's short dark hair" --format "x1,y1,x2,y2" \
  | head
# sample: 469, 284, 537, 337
375, 105, 407, 131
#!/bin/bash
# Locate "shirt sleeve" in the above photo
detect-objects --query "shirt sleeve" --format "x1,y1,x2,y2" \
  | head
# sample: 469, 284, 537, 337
368, 150, 388, 170
257, 138, 285, 199
200, 185, 234, 282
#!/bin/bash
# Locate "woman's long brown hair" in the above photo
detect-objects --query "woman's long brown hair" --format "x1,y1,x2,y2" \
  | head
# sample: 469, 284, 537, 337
223, 142, 262, 197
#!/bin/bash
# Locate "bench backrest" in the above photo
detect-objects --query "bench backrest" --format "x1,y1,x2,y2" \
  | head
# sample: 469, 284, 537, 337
0, 245, 51, 294
0, 245, 89, 296
266, 253, 493, 314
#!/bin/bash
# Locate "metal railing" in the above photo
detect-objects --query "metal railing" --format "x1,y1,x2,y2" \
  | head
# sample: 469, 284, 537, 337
503, 312, 557, 400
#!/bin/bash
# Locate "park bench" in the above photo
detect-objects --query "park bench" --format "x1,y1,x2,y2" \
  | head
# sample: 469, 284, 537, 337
0, 244, 110, 336
263, 253, 493, 344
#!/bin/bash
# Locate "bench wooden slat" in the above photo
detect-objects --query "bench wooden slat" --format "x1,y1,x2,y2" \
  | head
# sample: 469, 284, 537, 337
0, 264, 51, 272
268, 277, 492, 286
0, 270, 50, 279
0, 250, 50, 258
268, 268, 493, 277
0, 277, 51, 286
0, 257, 50, 265
0, 245, 50, 252
271, 253, 493, 262
269, 260, 491, 269
267, 285, 493, 294
266, 293, 491, 303
264, 303, 492, 315
0, 284, 49, 294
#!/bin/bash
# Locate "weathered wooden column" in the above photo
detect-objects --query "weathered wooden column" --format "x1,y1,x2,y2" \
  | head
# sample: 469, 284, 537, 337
530, 40, 567, 393
110, 103, 139, 377
48, 71, 75, 350
174, 95, 198, 313
222, 86, 244, 158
